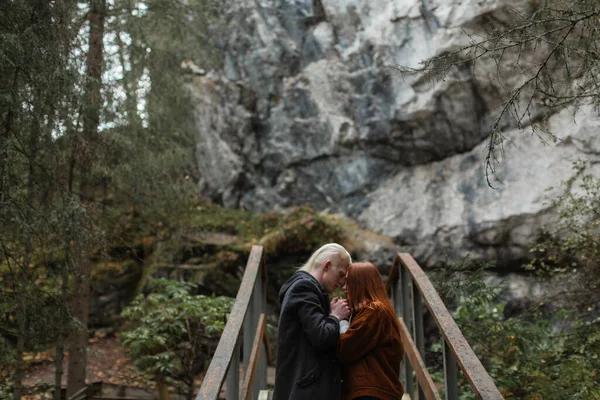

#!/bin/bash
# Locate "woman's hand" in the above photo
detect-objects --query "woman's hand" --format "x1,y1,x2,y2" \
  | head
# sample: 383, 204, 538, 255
330, 297, 350, 320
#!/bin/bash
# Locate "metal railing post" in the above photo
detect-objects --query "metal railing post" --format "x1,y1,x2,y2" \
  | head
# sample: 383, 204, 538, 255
256, 342, 267, 399
244, 289, 255, 374
253, 266, 266, 400
443, 340, 459, 400
396, 266, 406, 387
197, 246, 269, 400
413, 288, 425, 400
385, 253, 503, 400
401, 266, 414, 399
226, 338, 240, 400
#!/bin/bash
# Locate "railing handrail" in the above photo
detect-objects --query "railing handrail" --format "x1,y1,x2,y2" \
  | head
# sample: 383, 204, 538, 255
197, 245, 266, 400
397, 316, 442, 400
388, 253, 504, 400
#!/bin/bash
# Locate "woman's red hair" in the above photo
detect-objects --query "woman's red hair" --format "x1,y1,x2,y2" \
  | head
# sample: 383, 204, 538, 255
346, 262, 400, 333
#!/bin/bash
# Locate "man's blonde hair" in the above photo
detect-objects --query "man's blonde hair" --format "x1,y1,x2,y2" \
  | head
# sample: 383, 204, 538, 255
298, 243, 352, 273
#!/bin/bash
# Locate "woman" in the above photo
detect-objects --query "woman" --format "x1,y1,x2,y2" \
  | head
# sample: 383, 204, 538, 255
337, 262, 404, 400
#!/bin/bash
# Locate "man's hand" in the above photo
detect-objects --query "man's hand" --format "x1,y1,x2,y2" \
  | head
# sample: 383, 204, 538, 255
330, 297, 350, 320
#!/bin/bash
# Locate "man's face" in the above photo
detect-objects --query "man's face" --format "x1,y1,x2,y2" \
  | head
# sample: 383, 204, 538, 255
323, 257, 349, 294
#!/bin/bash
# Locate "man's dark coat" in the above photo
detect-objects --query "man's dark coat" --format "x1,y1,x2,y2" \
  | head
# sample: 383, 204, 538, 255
273, 271, 341, 400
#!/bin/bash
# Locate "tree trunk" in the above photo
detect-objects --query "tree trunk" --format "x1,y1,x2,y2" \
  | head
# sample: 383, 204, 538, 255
67, 251, 91, 397
54, 259, 69, 400
12, 125, 37, 400
185, 329, 198, 400
13, 297, 26, 400
66, 0, 105, 397
6, 64, 22, 400
54, 333, 65, 400
157, 376, 170, 400
0, 68, 18, 205
14, 68, 44, 400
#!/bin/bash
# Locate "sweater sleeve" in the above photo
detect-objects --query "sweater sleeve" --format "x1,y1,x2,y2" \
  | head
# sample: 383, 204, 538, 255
289, 280, 340, 351
337, 305, 383, 364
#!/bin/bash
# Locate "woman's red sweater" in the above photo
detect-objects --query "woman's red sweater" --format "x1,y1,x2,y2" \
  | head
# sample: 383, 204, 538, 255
337, 303, 405, 400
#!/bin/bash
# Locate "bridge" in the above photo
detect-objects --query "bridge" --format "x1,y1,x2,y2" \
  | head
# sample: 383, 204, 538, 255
196, 245, 504, 400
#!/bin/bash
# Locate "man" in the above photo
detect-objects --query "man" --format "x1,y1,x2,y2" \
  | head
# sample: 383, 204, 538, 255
273, 243, 352, 400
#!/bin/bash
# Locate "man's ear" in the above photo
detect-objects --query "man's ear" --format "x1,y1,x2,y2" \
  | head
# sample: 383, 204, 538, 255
323, 260, 331, 272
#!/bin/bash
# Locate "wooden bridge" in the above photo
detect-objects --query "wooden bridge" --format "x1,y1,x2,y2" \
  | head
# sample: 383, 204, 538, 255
195, 245, 504, 400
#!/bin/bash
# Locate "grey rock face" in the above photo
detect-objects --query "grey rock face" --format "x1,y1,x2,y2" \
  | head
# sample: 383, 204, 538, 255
359, 106, 600, 268
192, 0, 600, 267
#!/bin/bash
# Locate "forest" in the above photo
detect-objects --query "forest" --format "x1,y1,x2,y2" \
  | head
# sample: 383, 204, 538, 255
1, 1, 600, 399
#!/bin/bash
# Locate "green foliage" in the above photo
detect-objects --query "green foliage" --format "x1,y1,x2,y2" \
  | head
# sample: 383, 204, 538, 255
527, 160, 600, 308
97, 0, 223, 243
429, 160, 600, 399
188, 202, 281, 239
120, 279, 233, 388
0, 0, 224, 394
405, 0, 600, 184
431, 261, 600, 400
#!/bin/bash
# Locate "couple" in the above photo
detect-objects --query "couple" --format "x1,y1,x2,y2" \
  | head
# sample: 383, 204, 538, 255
274, 243, 405, 400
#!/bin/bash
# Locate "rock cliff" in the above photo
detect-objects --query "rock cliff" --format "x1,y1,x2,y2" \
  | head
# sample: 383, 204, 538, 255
191, 0, 600, 267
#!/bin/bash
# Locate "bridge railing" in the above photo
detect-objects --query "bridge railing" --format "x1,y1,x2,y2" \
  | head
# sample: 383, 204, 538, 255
387, 253, 504, 400
197, 245, 270, 400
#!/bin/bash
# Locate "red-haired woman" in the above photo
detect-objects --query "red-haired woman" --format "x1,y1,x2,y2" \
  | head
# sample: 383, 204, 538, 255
337, 262, 404, 400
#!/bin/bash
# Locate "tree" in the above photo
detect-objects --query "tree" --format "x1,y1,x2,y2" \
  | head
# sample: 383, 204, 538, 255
121, 279, 233, 400
411, 6, 600, 396
0, 1, 85, 398
412, 0, 600, 341
527, 160, 600, 310
0, 0, 223, 397
431, 260, 600, 399
398, 0, 600, 184
66, 0, 106, 396
99, 0, 222, 234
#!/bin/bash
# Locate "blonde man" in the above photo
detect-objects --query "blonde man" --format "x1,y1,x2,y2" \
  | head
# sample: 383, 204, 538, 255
274, 243, 352, 400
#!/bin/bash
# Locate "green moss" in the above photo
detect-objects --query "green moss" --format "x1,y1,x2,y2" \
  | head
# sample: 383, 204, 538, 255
186, 202, 280, 239
176, 203, 348, 260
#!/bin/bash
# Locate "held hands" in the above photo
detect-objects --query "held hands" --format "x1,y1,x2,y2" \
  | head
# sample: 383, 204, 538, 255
330, 297, 350, 320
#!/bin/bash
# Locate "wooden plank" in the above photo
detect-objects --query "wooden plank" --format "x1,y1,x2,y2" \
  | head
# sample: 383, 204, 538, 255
197, 245, 264, 400
240, 313, 267, 400
397, 253, 504, 400
398, 317, 442, 400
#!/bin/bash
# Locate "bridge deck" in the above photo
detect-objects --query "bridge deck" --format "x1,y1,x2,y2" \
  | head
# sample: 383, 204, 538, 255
197, 247, 504, 400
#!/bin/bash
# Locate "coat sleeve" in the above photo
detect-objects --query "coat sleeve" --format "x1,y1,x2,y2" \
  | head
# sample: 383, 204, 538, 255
337, 306, 384, 364
288, 280, 340, 351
